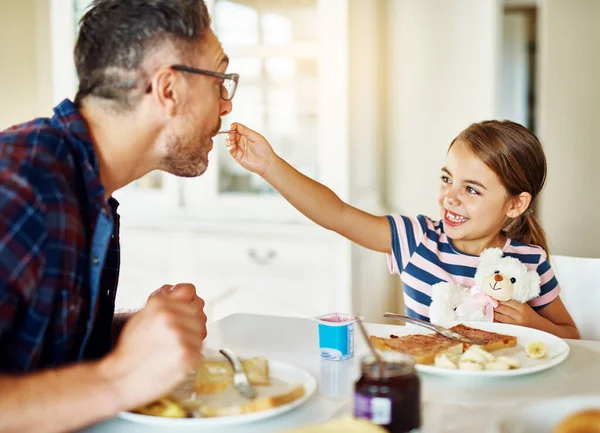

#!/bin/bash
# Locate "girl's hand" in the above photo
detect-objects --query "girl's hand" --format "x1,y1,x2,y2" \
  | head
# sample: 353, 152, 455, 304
494, 300, 542, 328
226, 123, 278, 177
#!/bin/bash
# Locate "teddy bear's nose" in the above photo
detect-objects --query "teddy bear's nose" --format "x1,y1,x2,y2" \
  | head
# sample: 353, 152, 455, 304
494, 274, 503, 282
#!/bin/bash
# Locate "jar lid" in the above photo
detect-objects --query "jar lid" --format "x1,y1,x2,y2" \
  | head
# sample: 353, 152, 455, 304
360, 352, 416, 378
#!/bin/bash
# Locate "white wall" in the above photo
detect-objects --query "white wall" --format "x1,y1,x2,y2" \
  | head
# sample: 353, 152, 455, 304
0, 0, 53, 130
537, 0, 600, 258
385, 0, 502, 218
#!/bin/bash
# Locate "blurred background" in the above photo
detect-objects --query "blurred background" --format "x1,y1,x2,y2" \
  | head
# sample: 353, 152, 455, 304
1, 0, 598, 322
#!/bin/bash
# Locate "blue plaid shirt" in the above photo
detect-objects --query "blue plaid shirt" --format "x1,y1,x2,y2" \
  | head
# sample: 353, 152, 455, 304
0, 99, 120, 372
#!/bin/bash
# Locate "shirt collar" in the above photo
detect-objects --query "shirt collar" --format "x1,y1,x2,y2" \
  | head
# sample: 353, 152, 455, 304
51, 99, 115, 213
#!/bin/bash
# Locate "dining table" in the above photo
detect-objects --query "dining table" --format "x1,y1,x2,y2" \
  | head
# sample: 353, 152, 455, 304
79, 313, 600, 433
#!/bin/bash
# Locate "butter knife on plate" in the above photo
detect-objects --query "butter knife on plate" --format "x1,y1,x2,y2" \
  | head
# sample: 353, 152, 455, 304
383, 312, 485, 345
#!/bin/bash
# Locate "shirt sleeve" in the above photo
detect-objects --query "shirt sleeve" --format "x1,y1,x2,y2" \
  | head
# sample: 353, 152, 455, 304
528, 251, 560, 310
0, 173, 46, 340
385, 215, 428, 275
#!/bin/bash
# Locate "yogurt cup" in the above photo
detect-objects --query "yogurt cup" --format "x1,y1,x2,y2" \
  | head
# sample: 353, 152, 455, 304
315, 313, 359, 361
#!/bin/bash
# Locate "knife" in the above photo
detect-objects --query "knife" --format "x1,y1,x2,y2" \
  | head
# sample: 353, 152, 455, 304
383, 312, 485, 345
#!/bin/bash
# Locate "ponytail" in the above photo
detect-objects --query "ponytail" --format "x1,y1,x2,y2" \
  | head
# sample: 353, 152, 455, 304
503, 212, 550, 257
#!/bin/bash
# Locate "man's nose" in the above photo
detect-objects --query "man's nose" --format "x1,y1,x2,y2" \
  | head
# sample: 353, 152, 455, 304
494, 274, 503, 282
220, 99, 232, 117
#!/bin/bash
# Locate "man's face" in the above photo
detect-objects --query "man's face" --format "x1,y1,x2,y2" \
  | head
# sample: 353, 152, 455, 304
162, 30, 233, 177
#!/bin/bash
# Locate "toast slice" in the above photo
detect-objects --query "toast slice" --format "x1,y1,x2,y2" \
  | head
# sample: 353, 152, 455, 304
197, 383, 306, 417
447, 324, 517, 352
195, 356, 270, 394
370, 334, 463, 365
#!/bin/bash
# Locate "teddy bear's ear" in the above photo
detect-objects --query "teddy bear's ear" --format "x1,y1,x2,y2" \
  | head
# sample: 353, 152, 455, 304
513, 268, 542, 303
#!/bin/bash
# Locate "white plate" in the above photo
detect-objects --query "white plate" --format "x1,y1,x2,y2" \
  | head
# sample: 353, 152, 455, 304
379, 321, 569, 378
490, 394, 600, 432
118, 360, 317, 427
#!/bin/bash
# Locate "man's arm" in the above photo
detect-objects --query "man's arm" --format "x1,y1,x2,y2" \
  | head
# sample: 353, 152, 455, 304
0, 286, 207, 433
112, 311, 136, 343
0, 360, 123, 433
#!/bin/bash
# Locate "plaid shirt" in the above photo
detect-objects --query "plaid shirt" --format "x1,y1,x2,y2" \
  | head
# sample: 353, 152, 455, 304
0, 99, 120, 372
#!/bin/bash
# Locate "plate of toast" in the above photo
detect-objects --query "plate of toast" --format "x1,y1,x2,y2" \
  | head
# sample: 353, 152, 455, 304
121, 354, 317, 426
370, 322, 570, 377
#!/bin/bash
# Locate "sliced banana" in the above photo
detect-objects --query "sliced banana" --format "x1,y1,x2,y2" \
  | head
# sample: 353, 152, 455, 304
435, 353, 458, 369
525, 341, 548, 359
496, 356, 521, 369
461, 346, 496, 364
484, 361, 511, 371
458, 360, 484, 371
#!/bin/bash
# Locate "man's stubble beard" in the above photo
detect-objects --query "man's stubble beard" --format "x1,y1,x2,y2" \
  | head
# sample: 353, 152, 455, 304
161, 132, 210, 178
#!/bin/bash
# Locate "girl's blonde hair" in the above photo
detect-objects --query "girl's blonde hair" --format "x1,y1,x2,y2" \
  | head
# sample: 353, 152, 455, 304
449, 120, 550, 255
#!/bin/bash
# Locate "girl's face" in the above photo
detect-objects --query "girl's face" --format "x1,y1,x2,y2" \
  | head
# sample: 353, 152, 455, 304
436, 140, 515, 250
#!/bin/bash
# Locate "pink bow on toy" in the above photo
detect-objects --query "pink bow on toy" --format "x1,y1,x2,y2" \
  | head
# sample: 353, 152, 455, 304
455, 286, 499, 321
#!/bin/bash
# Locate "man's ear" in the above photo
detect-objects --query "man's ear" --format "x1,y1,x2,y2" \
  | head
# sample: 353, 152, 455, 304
506, 192, 532, 218
150, 67, 180, 117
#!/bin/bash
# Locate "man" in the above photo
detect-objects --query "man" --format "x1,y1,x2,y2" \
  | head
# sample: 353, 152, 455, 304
0, 1, 236, 431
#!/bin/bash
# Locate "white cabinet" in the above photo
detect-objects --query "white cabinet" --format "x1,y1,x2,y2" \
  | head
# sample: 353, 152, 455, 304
116, 223, 351, 322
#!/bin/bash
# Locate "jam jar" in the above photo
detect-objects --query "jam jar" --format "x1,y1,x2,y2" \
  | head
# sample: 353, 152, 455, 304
354, 352, 421, 433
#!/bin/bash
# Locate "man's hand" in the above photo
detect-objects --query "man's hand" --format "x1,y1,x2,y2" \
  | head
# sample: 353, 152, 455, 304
494, 300, 541, 327
100, 283, 207, 410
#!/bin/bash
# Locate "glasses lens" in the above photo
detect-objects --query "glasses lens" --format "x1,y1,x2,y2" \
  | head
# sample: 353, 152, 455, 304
221, 77, 237, 101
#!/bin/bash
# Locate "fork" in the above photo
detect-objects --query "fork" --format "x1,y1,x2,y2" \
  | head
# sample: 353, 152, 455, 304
383, 312, 486, 345
219, 348, 257, 399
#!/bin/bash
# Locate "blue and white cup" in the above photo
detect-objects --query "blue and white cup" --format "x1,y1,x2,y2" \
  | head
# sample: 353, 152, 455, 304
315, 313, 359, 361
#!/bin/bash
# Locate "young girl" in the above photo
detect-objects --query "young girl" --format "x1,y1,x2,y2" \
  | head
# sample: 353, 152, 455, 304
225, 120, 579, 339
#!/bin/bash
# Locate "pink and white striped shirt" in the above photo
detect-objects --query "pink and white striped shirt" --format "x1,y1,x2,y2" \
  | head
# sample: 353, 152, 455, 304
386, 215, 560, 321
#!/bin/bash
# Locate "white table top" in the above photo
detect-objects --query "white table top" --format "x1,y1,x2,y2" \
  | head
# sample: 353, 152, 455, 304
79, 313, 600, 433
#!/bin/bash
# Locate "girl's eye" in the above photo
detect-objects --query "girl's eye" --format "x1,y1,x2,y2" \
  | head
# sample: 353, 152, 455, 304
466, 186, 480, 195
441, 175, 452, 184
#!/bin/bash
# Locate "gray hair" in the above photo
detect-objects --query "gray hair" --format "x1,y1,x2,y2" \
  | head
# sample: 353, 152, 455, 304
74, 0, 211, 109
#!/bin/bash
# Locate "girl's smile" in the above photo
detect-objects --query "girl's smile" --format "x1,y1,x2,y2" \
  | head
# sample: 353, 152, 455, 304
443, 209, 469, 227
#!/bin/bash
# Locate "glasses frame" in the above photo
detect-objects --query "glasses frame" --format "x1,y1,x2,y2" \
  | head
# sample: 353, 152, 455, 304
170, 65, 239, 101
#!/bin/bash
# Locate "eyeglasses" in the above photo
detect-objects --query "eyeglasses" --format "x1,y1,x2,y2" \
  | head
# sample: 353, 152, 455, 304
171, 65, 239, 101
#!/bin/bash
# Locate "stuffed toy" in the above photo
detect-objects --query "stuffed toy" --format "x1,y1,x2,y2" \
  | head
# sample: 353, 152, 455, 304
429, 248, 541, 323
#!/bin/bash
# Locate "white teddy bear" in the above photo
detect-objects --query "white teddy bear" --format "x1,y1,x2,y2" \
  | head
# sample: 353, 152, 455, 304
429, 248, 542, 323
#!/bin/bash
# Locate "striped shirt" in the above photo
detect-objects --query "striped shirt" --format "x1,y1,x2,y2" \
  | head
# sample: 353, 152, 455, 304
386, 214, 560, 322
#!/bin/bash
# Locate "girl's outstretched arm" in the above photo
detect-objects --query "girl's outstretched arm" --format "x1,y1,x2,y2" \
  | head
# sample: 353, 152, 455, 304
226, 123, 392, 253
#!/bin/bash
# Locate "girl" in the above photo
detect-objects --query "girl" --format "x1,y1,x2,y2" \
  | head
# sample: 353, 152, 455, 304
225, 120, 579, 339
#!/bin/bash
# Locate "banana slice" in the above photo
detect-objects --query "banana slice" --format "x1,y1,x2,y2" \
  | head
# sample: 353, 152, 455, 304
458, 360, 484, 371
484, 361, 510, 371
525, 341, 548, 359
435, 353, 458, 369
496, 356, 521, 369
461, 346, 496, 364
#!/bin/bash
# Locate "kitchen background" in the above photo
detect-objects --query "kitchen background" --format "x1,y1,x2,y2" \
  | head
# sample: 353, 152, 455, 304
1, 0, 598, 322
